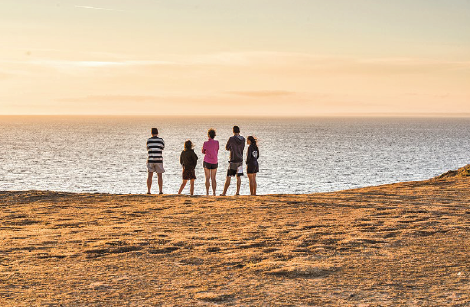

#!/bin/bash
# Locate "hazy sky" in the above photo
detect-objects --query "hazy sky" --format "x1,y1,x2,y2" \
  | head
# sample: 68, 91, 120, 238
1, 0, 469, 116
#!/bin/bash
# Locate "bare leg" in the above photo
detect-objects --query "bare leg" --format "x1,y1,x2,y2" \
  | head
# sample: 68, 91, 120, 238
248, 174, 254, 195
248, 173, 257, 195
253, 173, 257, 195
157, 173, 163, 194
210, 169, 217, 196
204, 168, 210, 196
190, 179, 195, 196
221, 176, 231, 196
147, 172, 153, 194
178, 180, 188, 194
236, 176, 241, 195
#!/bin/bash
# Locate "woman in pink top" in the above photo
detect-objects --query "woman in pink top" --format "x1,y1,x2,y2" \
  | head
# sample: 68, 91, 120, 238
202, 128, 219, 196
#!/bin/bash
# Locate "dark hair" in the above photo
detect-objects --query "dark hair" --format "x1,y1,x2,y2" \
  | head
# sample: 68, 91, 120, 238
184, 140, 193, 151
151, 128, 158, 135
233, 126, 240, 134
208, 128, 216, 139
248, 136, 257, 147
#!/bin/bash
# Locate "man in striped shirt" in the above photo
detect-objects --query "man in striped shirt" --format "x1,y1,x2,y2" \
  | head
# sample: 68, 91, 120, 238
147, 128, 165, 194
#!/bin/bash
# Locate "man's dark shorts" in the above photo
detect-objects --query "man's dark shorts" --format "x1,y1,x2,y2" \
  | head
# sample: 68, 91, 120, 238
203, 161, 218, 170
227, 162, 243, 177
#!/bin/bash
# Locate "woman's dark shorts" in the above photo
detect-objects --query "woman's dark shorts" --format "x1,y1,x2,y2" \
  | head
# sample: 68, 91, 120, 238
182, 169, 196, 180
203, 161, 218, 169
247, 163, 259, 174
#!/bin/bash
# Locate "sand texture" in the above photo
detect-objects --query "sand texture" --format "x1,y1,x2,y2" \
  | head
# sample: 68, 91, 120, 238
1, 166, 469, 306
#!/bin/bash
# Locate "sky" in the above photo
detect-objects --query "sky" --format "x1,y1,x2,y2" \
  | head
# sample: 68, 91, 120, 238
0, 0, 469, 116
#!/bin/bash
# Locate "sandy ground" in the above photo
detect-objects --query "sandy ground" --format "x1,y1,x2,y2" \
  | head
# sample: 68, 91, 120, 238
0, 167, 469, 306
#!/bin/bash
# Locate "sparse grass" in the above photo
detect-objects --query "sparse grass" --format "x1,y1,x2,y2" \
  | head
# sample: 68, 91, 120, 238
436, 164, 470, 178
0, 170, 469, 306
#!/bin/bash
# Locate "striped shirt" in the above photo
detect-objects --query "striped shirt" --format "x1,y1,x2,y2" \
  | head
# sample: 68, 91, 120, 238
147, 136, 165, 163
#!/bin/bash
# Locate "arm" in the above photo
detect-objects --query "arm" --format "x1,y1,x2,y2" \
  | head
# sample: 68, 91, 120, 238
225, 138, 231, 151
180, 152, 183, 166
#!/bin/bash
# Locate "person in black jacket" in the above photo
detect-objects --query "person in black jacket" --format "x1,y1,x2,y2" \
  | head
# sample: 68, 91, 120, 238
246, 136, 259, 196
178, 140, 198, 196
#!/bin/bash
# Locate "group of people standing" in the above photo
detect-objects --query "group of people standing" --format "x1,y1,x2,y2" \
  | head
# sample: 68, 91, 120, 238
146, 126, 259, 196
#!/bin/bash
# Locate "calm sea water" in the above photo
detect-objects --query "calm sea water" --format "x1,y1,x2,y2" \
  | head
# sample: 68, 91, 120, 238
1, 116, 469, 195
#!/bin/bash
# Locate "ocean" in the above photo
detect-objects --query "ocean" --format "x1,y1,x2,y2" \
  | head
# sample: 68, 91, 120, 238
1, 116, 469, 195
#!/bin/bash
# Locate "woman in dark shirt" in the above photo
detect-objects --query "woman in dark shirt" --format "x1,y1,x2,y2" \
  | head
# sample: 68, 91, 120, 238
246, 136, 259, 196
178, 140, 198, 196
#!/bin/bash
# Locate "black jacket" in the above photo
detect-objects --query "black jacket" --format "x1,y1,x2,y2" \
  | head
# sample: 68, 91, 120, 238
246, 144, 259, 165
180, 149, 198, 170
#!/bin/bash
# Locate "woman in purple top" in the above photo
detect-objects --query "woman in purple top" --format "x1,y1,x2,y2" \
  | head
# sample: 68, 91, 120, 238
202, 128, 219, 196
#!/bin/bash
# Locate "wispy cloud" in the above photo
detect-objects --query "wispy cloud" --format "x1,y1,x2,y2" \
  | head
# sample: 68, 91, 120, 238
74, 5, 124, 12
3, 52, 470, 78
58, 95, 163, 103
0, 71, 12, 80
28, 60, 175, 69
226, 90, 296, 98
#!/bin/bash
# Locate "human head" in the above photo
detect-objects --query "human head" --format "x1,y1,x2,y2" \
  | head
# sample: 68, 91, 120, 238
208, 128, 216, 139
247, 136, 257, 146
151, 128, 158, 136
184, 140, 193, 151
233, 126, 240, 134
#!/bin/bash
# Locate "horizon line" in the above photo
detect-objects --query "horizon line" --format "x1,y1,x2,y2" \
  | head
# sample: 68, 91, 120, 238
1, 113, 470, 118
